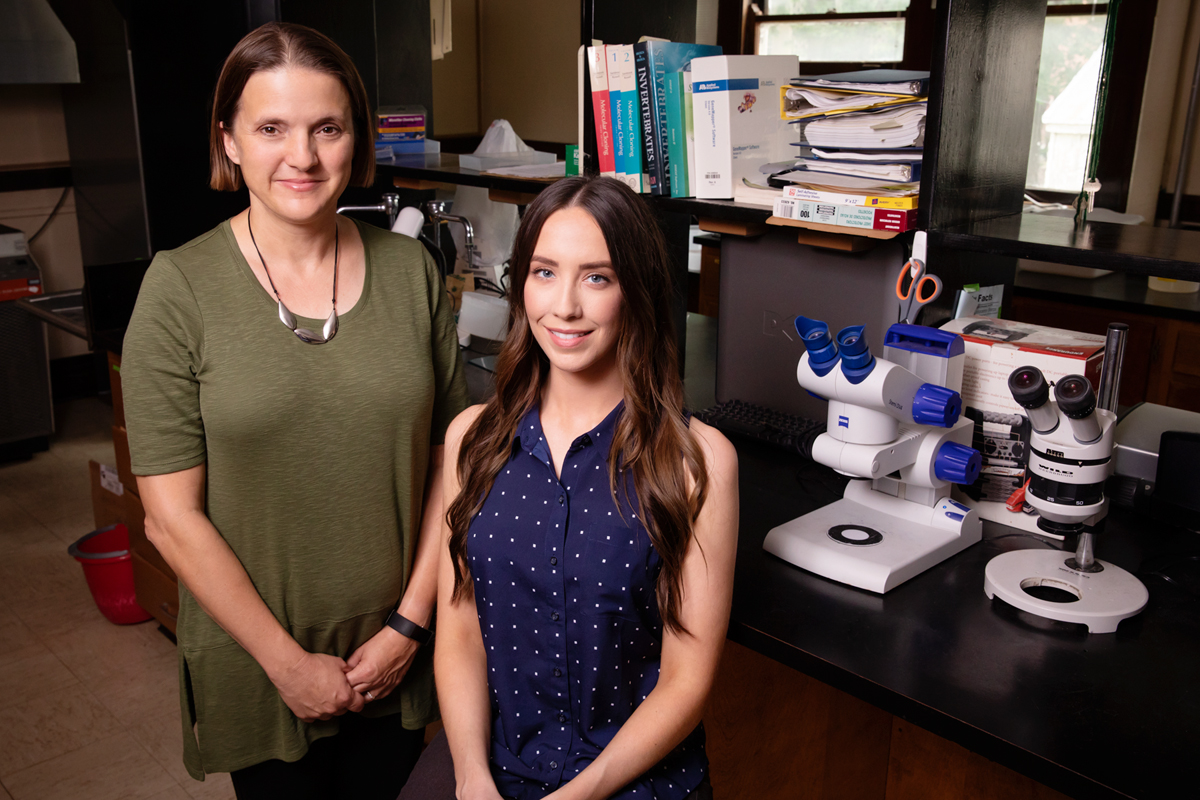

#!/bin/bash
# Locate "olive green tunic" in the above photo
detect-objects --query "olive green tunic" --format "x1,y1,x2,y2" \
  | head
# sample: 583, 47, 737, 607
122, 219, 468, 779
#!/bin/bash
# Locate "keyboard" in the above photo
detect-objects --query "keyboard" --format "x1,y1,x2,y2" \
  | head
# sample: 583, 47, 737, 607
695, 400, 826, 460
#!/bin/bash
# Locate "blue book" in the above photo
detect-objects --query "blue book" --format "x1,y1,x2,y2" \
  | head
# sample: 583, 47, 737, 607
640, 41, 722, 195
607, 46, 628, 181
665, 71, 689, 198
633, 44, 656, 193
617, 45, 643, 192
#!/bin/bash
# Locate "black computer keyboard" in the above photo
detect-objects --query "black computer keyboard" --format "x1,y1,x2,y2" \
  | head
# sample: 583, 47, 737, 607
694, 400, 825, 460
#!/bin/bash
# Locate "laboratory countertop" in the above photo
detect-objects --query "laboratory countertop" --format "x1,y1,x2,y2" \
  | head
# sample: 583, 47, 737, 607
727, 438, 1198, 800
1015, 269, 1200, 323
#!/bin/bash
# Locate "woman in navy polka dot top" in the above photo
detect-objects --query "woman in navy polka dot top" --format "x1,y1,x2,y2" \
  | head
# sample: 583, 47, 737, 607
434, 177, 739, 800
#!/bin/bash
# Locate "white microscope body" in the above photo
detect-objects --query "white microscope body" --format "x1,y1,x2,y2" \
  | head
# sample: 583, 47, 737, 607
982, 361, 1149, 633
763, 320, 983, 593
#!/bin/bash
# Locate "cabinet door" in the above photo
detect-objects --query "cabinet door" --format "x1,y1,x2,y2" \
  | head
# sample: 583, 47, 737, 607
1009, 297, 1156, 408
1150, 320, 1200, 413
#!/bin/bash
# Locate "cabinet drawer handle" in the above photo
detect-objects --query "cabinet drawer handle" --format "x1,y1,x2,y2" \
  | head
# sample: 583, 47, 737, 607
159, 602, 178, 621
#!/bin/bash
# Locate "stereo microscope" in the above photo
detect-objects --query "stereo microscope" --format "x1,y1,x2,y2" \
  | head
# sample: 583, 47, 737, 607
764, 319, 984, 593
983, 324, 1149, 633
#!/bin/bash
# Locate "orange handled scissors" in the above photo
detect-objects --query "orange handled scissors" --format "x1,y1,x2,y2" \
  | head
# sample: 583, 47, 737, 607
896, 257, 942, 324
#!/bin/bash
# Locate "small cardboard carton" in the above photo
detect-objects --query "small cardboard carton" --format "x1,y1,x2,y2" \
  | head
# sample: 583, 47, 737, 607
939, 316, 1105, 416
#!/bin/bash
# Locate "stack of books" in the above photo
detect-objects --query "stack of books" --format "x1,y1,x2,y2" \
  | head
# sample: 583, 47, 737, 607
375, 105, 427, 155
587, 40, 723, 198
752, 70, 929, 233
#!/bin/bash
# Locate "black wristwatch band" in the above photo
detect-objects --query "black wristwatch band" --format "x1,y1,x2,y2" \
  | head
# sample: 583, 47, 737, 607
386, 611, 433, 646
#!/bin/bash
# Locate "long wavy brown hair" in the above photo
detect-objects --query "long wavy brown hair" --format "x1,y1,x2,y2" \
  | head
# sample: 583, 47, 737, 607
447, 176, 708, 633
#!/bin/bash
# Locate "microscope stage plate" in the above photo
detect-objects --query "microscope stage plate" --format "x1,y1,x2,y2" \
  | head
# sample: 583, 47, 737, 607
764, 492, 982, 594
983, 549, 1149, 634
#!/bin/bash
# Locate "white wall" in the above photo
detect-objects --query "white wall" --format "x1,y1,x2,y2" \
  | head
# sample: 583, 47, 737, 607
431, 0, 580, 143
431, 0, 482, 137
0, 85, 86, 360
479, 0, 579, 144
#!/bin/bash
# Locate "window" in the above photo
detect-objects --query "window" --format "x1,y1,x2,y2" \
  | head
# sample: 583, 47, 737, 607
1026, 2, 1111, 193
753, 0, 931, 72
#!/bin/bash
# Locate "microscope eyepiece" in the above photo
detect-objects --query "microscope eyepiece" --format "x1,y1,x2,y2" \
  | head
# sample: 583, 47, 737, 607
836, 325, 876, 384
1008, 365, 1059, 434
795, 316, 840, 377
1054, 374, 1102, 443
1008, 366, 1050, 410
1055, 375, 1096, 420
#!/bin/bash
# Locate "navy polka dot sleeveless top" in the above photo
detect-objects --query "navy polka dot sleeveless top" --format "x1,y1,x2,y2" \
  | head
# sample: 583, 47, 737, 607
465, 402, 706, 799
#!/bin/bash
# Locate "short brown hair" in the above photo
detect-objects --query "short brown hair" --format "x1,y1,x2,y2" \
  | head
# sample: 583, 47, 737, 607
209, 22, 375, 191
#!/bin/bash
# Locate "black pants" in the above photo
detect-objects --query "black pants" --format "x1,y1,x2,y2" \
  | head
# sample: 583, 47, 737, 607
230, 712, 424, 800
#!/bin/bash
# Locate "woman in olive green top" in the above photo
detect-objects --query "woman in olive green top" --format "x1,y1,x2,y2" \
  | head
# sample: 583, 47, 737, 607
121, 23, 467, 799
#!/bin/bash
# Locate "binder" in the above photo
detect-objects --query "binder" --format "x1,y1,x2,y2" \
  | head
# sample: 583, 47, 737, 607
791, 69, 930, 97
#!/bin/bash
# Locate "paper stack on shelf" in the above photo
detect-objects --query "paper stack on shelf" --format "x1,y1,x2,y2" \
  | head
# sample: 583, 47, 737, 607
800, 103, 927, 150
782, 87, 915, 120
761, 69, 929, 224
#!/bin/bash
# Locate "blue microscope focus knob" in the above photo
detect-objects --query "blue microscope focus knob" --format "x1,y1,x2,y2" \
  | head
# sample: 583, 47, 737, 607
935, 441, 982, 485
912, 384, 962, 427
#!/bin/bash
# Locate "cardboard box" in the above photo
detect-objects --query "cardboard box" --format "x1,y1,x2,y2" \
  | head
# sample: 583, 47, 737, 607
939, 316, 1105, 416
124, 489, 175, 580
940, 317, 1106, 536
132, 551, 178, 635
107, 351, 124, 429
89, 460, 127, 529
112, 425, 138, 497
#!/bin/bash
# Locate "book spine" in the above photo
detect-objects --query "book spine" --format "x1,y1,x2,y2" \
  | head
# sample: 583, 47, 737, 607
608, 46, 627, 180
665, 71, 688, 198
646, 45, 671, 196
587, 45, 616, 176
780, 184, 918, 209
773, 198, 919, 230
619, 45, 643, 192
692, 65, 734, 199
683, 69, 697, 199
634, 44, 658, 194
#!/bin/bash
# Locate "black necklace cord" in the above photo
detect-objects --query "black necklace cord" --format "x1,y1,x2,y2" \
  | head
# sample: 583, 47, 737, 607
246, 208, 339, 314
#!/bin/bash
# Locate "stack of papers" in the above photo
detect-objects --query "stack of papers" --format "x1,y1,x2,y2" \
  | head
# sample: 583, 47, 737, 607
794, 69, 930, 96
774, 172, 920, 193
802, 103, 927, 149
740, 69, 928, 209
782, 87, 913, 120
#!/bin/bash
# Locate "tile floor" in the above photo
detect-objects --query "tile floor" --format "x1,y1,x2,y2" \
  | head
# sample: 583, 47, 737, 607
0, 398, 235, 800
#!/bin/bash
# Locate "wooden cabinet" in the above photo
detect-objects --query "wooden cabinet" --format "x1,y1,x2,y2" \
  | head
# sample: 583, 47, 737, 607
107, 351, 179, 633
704, 642, 1069, 800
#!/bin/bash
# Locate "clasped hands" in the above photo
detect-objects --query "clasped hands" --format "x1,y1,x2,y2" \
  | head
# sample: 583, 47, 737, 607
270, 626, 420, 722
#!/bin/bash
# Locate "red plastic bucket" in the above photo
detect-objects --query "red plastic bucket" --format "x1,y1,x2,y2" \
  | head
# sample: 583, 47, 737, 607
68, 524, 152, 625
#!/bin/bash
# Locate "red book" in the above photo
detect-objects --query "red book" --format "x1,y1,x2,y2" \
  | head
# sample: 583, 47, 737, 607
872, 208, 919, 231
587, 45, 616, 176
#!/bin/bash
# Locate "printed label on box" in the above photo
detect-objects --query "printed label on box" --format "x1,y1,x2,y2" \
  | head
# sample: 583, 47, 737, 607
100, 464, 124, 496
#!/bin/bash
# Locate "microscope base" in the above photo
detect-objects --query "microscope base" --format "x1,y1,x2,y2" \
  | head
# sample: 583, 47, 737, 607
984, 549, 1148, 634
764, 481, 982, 594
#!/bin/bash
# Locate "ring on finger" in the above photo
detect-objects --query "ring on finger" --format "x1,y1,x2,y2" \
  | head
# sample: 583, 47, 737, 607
365, 690, 375, 701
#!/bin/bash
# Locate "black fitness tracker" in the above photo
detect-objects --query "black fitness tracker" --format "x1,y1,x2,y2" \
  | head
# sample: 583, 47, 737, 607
386, 611, 433, 645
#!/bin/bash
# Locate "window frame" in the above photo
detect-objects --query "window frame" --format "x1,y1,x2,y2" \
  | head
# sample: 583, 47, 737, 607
734, 0, 1155, 213
748, 1, 935, 73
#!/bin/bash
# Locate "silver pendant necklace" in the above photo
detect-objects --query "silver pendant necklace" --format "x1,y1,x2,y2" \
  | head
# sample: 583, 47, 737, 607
247, 210, 340, 344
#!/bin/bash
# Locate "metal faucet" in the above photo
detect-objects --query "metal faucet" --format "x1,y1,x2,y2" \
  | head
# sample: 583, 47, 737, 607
425, 200, 476, 270
337, 192, 402, 228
